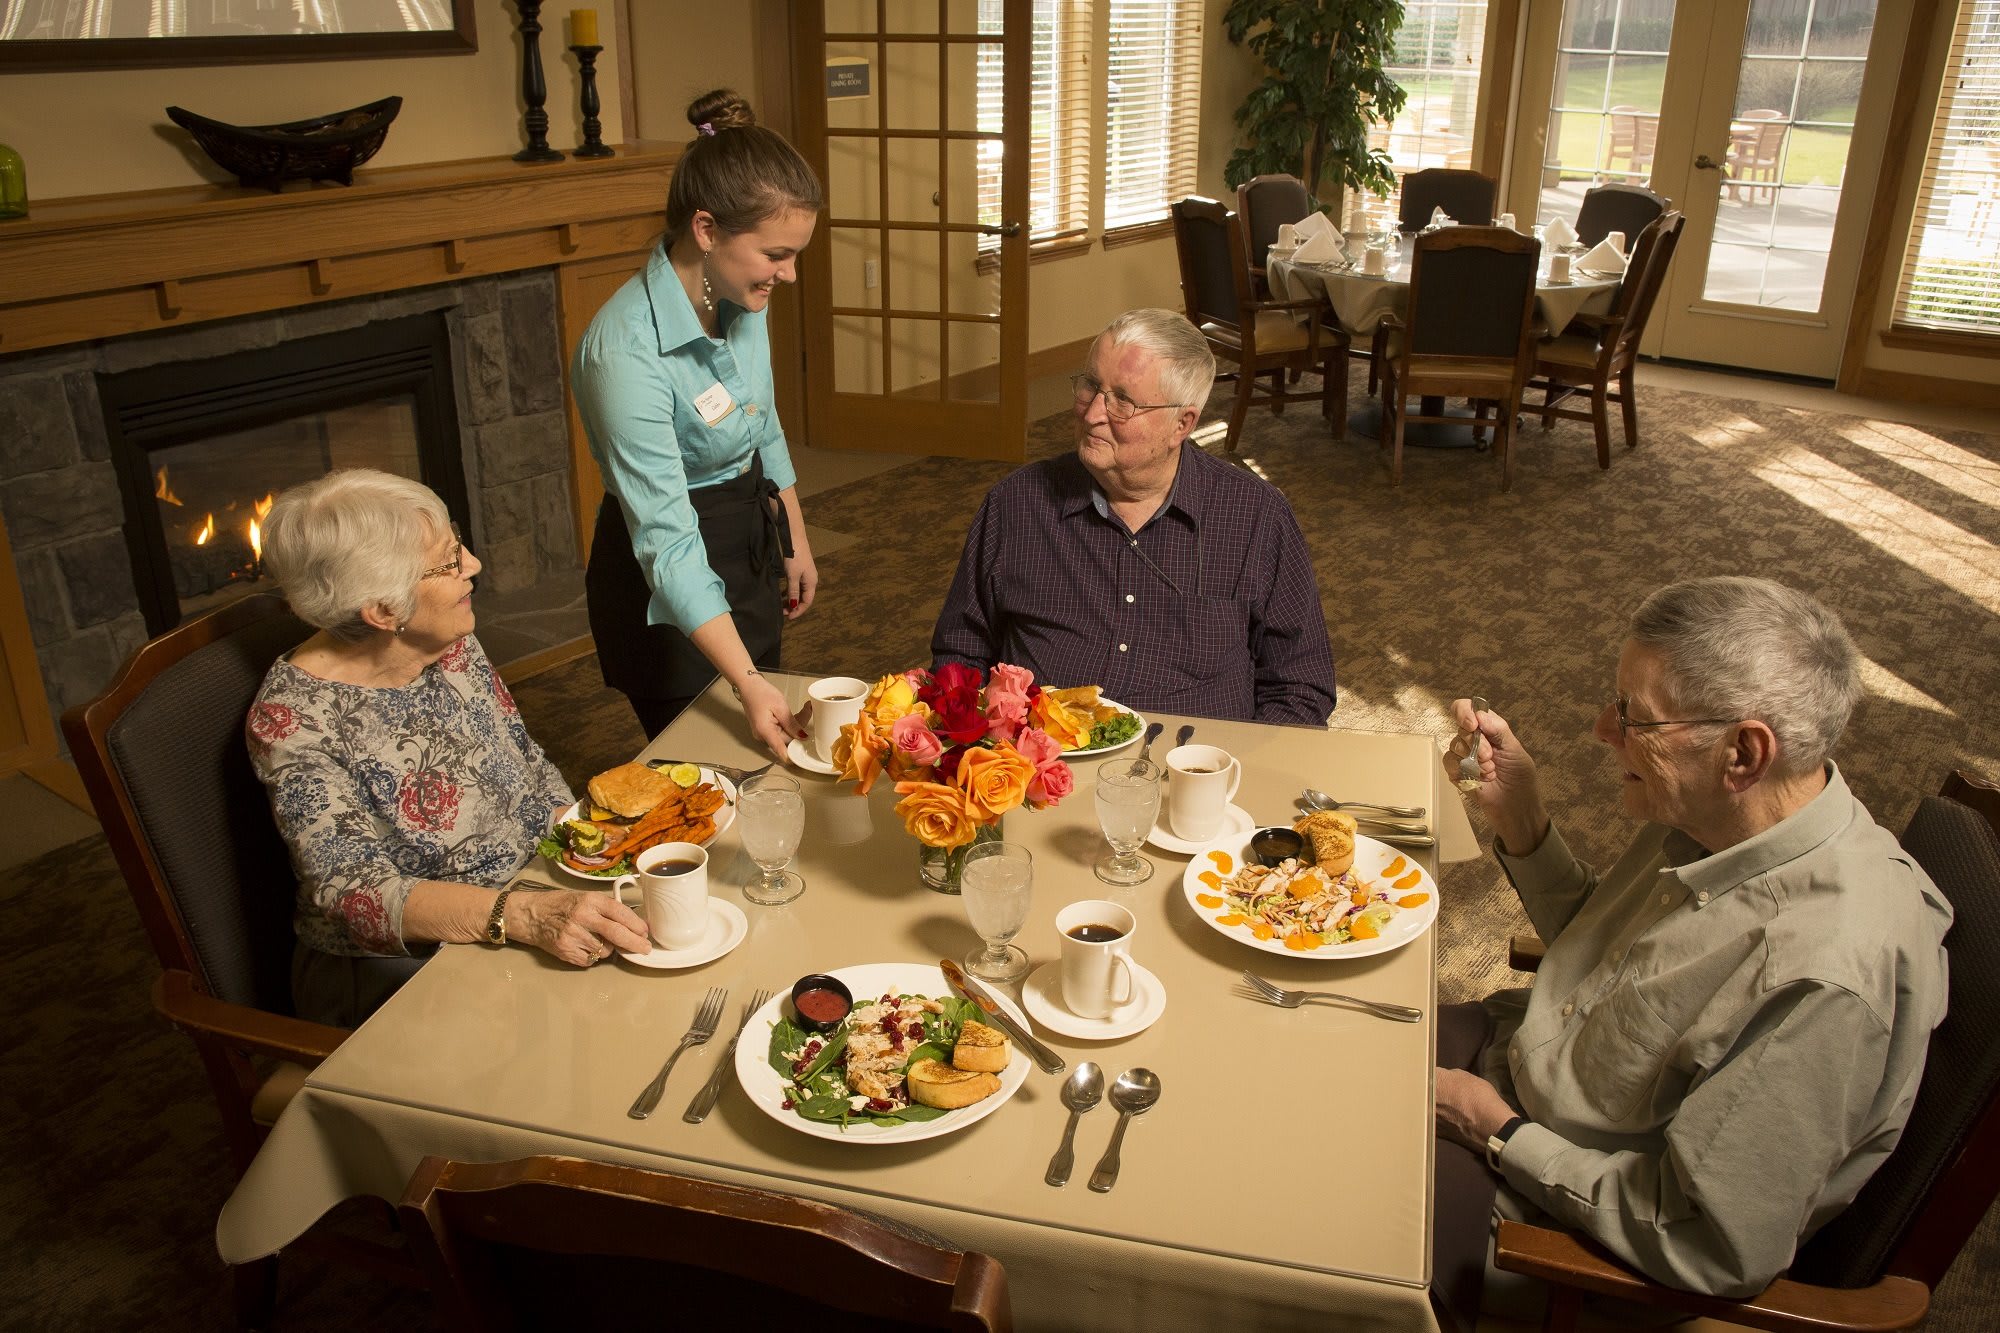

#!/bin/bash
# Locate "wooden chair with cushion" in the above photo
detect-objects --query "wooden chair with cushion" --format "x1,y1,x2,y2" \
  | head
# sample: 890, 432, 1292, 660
1573, 183, 1668, 249
61, 592, 370, 1322
1496, 769, 2000, 1333
400, 1155, 1013, 1332
1397, 168, 1497, 230
1171, 195, 1347, 453
1524, 210, 1684, 469
1375, 226, 1542, 490
1235, 172, 1314, 299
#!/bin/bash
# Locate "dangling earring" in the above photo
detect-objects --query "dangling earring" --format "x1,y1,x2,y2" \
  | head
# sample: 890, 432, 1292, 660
700, 251, 715, 315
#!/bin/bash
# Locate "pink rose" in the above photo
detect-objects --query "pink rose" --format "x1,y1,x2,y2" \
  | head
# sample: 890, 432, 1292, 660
984, 662, 1034, 742
1028, 756, 1074, 808
890, 712, 945, 767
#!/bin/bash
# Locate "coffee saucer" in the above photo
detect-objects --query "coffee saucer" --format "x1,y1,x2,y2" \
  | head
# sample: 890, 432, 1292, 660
786, 738, 840, 776
1022, 960, 1166, 1040
618, 900, 748, 969
1147, 803, 1255, 855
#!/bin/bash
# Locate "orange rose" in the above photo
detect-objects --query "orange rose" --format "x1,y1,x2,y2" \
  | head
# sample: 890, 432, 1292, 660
834, 714, 892, 795
893, 780, 983, 848
864, 672, 922, 726
1030, 693, 1091, 750
955, 744, 1035, 820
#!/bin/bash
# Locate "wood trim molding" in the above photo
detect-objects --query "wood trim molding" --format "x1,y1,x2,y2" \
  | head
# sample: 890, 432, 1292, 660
1477, 0, 1524, 178
1847, 366, 2000, 411
1878, 325, 2000, 360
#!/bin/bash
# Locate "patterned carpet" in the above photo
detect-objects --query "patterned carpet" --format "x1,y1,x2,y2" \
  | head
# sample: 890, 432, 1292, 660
5, 374, 1996, 1328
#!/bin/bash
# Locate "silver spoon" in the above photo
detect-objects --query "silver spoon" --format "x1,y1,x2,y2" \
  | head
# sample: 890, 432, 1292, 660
1087, 1068, 1162, 1193
1457, 695, 1489, 793
1175, 724, 1195, 749
1301, 789, 1426, 821
1044, 1061, 1105, 1187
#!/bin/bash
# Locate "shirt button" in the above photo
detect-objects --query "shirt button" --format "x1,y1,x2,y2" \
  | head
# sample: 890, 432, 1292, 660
745, 404, 759, 415
1561, 1001, 1575, 1017
1118, 643, 1129, 653
1124, 594, 1135, 604
1696, 891, 1710, 906
1660, 892, 1671, 906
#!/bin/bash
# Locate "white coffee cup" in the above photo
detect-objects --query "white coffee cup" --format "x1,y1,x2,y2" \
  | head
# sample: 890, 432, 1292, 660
1548, 252, 1572, 283
1363, 246, 1387, 276
1274, 222, 1300, 254
806, 675, 869, 763
614, 841, 709, 950
1057, 899, 1136, 1020
1605, 229, 1627, 255
1163, 743, 1241, 842
1497, 211, 1517, 231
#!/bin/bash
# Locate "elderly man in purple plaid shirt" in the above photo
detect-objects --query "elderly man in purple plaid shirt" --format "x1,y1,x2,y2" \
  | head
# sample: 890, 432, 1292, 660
930, 308, 1336, 725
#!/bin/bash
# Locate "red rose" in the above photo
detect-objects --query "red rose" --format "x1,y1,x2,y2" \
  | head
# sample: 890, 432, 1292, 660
398, 769, 461, 831
921, 661, 981, 706
247, 702, 300, 747
934, 695, 989, 745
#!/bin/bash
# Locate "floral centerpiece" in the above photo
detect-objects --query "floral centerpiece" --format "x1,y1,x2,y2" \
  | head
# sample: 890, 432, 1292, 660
833, 663, 1077, 892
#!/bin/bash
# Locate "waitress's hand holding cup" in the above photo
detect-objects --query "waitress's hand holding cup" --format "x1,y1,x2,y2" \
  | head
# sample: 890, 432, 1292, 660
1164, 743, 1241, 842
1058, 899, 1137, 1020
613, 842, 710, 951
805, 676, 869, 765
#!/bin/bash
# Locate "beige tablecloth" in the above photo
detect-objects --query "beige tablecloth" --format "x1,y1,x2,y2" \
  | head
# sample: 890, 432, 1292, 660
218, 679, 1454, 1332
1270, 238, 1621, 339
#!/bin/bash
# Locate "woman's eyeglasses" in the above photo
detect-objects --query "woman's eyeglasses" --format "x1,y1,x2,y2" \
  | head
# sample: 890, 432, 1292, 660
1611, 695, 1737, 738
1070, 372, 1180, 424
420, 524, 466, 581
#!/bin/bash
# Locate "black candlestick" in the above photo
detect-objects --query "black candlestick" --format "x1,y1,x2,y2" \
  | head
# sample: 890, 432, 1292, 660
511, 0, 565, 164
571, 46, 615, 158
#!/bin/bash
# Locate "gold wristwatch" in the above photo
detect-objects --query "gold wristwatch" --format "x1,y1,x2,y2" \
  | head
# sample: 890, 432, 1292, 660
485, 888, 514, 946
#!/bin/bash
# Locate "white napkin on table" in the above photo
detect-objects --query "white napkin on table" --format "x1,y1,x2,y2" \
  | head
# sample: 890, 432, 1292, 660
1428, 205, 1454, 229
1292, 225, 1346, 265
1544, 215, 1578, 250
1292, 210, 1334, 242
1576, 237, 1628, 277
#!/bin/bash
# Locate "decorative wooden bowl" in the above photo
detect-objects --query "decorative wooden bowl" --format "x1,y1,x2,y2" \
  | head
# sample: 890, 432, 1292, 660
166, 96, 403, 192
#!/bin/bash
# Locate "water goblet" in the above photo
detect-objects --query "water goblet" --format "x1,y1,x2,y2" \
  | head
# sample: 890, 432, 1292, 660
961, 840, 1033, 982
739, 771, 805, 905
1095, 759, 1161, 885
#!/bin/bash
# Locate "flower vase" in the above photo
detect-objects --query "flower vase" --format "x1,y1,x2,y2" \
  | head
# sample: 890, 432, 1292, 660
917, 822, 1003, 895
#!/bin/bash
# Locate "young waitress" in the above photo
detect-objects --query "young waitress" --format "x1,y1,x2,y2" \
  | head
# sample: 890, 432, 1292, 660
572, 89, 823, 759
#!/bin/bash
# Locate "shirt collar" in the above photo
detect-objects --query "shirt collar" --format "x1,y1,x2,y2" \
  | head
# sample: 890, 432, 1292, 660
1065, 439, 1210, 529
642, 243, 739, 354
1660, 762, 1857, 896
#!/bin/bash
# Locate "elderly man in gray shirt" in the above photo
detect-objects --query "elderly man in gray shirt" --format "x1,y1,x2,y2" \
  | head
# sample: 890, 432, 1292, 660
1428, 577, 1952, 1331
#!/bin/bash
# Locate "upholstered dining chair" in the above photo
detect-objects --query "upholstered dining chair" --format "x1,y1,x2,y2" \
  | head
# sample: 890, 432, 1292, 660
400, 1155, 1014, 1331
1525, 210, 1684, 468
1234, 172, 1314, 298
1397, 168, 1497, 230
1375, 225, 1542, 490
1573, 183, 1668, 249
1495, 768, 2000, 1333
1170, 195, 1348, 452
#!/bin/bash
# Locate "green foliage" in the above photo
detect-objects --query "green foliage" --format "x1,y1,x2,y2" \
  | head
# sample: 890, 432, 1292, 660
1222, 0, 1409, 206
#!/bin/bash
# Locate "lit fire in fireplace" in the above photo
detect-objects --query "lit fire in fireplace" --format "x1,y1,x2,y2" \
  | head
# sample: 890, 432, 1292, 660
155, 465, 277, 599
194, 514, 214, 546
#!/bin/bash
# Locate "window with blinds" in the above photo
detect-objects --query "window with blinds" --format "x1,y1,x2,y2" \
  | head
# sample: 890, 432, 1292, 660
977, 0, 1093, 253
1891, 0, 2000, 336
1103, 0, 1204, 234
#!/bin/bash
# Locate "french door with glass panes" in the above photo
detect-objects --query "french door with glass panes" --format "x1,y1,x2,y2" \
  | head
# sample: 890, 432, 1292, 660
796, 0, 1031, 460
1507, 0, 1902, 378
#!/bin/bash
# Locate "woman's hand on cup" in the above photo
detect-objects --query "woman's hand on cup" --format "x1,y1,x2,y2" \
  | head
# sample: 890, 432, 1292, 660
739, 672, 806, 762
783, 547, 819, 621
509, 887, 651, 967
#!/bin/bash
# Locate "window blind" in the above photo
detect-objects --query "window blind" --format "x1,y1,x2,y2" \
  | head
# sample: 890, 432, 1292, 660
1891, 0, 2000, 336
1103, 0, 1204, 233
978, 0, 1093, 252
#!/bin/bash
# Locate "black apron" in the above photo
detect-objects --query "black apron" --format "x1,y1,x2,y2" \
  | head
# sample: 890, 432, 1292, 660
586, 456, 792, 704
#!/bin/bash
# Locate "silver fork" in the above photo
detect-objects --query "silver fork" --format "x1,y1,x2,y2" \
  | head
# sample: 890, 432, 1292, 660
649, 758, 773, 786
683, 988, 772, 1124
1456, 695, 1490, 792
629, 986, 727, 1119
1240, 971, 1422, 1023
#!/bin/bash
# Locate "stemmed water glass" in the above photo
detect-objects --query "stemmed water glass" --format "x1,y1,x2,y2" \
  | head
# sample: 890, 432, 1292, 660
738, 771, 805, 905
1095, 759, 1161, 885
961, 841, 1033, 982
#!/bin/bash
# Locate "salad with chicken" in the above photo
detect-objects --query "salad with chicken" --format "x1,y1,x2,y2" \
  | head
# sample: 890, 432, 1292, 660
767, 991, 984, 1128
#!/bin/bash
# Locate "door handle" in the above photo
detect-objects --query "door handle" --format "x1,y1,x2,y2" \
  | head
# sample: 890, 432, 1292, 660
976, 221, 1023, 237
1694, 154, 1722, 170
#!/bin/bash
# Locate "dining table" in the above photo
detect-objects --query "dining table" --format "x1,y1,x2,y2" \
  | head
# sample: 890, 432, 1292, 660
1270, 233, 1623, 448
216, 674, 1477, 1331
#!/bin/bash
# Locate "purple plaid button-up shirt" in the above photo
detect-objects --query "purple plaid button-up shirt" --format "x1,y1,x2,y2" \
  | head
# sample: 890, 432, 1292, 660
931, 443, 1336, 725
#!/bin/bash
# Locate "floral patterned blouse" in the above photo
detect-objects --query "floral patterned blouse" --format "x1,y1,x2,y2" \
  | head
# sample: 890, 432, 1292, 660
246, 635, 573, 958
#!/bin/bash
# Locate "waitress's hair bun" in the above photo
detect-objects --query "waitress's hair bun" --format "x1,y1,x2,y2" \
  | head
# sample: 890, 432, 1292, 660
666, 88, 823, 243
688, 89, 757, 133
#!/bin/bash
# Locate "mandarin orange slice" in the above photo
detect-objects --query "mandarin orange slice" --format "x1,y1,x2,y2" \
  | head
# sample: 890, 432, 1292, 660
1349, 915, 1380, 940
1207, 850, 1234, 873
1382, 855, 1408, 878
1393, 868, 1423, 890
1397, 893, 1431, 909
1195, 892, 1224, 908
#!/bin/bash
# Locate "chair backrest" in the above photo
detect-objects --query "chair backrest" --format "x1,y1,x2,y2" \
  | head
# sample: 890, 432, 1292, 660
1575, 183, 1668, 248
1790, 771, 2000, 1291
1402, 226, 1542, 362
1398, 168, 1497, 229
61, 593, 312, 1016
1604, 210, 1683, 360
400, 1155, 1013, 1332
1234, 173, 1313, 268
1171, 195, 1250, 333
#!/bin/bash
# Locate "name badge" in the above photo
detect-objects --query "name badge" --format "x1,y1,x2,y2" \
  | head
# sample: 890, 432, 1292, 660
693, 381, 735, 426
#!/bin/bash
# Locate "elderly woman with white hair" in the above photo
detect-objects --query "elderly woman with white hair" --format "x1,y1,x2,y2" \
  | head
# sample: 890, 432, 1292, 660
247, 469, 649, 1027
1422, 577, 1952, 1331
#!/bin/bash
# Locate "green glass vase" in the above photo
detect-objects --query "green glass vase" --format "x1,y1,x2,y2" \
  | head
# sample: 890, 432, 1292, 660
0, 142, 25, 220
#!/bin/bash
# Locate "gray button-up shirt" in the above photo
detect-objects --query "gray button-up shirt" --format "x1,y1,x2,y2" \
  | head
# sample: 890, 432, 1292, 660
1482, 764, 1951, 1297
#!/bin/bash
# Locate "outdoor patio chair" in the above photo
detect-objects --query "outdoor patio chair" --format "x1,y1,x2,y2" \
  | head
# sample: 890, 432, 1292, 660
1398, 168, 1497, 230
1605, 106, 1658, 177
1727, 110, 1789, 203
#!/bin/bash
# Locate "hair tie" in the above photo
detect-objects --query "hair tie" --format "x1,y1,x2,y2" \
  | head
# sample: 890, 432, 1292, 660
697, 122, 716, 137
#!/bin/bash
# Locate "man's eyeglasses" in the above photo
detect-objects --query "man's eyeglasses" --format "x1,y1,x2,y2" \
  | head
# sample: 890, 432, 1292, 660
1070, 372, 1181, 424
420, 523, 466, 581
1611, 694, 1738, 738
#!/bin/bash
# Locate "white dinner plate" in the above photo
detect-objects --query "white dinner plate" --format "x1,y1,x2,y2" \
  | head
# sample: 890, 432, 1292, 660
618, 900, 748, 969
734, 962, 1034, 1144
543, 768, 738, 885
1147, 803, 1255, 854
1181, 831, 1440, 960
1061, 698, 1147, 760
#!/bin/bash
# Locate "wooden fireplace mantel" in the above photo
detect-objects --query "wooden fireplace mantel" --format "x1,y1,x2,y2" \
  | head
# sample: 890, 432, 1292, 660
0, 141, 680, 354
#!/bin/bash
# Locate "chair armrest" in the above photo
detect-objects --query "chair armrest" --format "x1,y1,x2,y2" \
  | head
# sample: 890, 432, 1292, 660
155, 969, 347, 1066
1493, 1221, 1931, 1333
1243, 298, 1326, 317
1509, 934, 1547, 972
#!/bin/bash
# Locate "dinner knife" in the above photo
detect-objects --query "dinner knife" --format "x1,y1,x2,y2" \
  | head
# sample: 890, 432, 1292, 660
939, 959, 1065, 1075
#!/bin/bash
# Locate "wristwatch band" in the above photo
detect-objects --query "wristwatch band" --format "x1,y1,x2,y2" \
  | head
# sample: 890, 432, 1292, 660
485, 888, 514, 946
1486, 1115, 1528, 1171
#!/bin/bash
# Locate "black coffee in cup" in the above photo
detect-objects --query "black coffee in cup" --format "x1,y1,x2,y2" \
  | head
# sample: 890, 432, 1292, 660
1066, 923, 1126, 943
647, 859, 704, 877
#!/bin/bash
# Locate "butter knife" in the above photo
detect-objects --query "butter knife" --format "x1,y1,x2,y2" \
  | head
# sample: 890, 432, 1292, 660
939, 959, 1065, 1075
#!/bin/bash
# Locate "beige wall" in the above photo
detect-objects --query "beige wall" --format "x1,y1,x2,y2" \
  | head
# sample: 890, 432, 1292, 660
625, 3, 759, 139
2, 17, 626, 200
